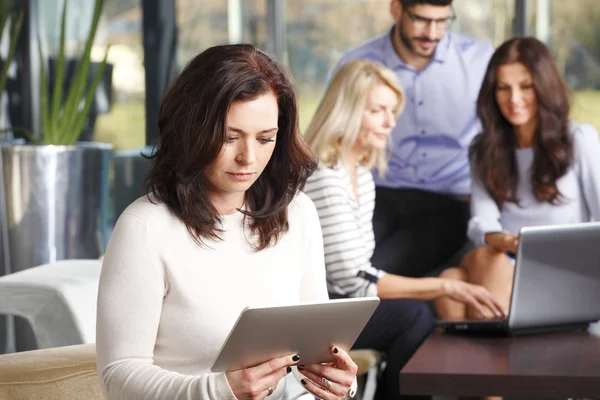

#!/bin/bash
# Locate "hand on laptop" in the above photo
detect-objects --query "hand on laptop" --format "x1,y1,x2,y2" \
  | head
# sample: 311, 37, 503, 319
443, 280, 507, 319
485, 232, 519, 254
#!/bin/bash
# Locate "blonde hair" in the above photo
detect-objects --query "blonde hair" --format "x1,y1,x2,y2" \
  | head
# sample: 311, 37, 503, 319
304, 60, 404, 176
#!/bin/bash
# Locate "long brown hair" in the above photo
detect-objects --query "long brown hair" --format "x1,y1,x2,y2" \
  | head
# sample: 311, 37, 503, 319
145, 44, 316, 250
471, 37, 573, 208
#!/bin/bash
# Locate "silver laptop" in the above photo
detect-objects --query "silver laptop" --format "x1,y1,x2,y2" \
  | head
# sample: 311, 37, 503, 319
437, 222, 600, 336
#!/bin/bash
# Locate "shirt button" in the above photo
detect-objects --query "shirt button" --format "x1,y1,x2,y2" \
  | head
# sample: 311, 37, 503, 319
418, 101, 423, 106
420, 130, 425, 135
421, 152, 427, 158
419, 178, 426, 183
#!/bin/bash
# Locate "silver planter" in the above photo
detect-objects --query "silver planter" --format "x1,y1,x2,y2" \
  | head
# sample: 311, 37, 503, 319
0, 142, 112, 274
0, 142, 112, 352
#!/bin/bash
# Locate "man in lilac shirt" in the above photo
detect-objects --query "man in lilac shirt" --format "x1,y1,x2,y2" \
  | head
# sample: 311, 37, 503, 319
334, 0, 494, 278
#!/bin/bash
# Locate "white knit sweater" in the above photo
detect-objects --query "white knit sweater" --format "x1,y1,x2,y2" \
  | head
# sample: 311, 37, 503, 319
96, 192, 328, 400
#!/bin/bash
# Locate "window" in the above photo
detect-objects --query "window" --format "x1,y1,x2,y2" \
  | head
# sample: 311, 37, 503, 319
176, 0, 266, 69
95, 0, 146, 150
286, 0, 515, 134
35, 0, 146, 150
451, 0, 515, 46
534, 0, 600, 132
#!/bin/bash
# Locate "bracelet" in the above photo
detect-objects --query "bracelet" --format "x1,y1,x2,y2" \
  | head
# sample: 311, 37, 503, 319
344, 376, 358, 399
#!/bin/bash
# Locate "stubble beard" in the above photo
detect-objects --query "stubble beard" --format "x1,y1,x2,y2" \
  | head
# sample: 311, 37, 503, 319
397, 19, 437, 60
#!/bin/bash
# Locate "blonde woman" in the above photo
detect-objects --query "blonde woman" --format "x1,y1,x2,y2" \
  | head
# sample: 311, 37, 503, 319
304, 60, 504, 399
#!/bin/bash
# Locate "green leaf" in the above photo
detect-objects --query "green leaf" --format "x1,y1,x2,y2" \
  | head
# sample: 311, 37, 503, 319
37, 37, 50, 144
67, 49, 109, 145
56, 0, 105, 144
0, 0, 12, 36
49, 0, 68, 141
0, 9, 23, 108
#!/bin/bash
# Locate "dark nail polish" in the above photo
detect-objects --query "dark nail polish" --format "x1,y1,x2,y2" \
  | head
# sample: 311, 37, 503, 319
333, 347, 338, 354
301, 379, 307, 385
286, 366, 291, 374
297, 366, 304, 371
292, 355, 300, 362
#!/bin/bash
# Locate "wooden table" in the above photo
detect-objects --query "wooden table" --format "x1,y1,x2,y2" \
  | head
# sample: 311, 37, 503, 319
399, 330, 600, 398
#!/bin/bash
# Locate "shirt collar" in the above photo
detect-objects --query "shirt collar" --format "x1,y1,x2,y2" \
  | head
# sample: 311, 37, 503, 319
383, 26, 450, 69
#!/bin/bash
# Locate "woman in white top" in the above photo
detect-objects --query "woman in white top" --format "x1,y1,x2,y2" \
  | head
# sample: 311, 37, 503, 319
96, 44, 357, 400
436, 37, 600, 320
303, 60, 504, 399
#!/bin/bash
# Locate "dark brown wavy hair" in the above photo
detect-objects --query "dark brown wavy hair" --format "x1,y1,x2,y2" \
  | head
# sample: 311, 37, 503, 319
471, 37, 573, 209
144, 44, 317, 250
401, 0, 452, 6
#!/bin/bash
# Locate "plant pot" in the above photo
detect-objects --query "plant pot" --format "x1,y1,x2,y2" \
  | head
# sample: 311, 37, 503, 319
0, 142, 112, 352
0, 142, 112, 274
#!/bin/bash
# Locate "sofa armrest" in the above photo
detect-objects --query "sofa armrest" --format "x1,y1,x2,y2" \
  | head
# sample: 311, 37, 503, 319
0, 343, 102, 400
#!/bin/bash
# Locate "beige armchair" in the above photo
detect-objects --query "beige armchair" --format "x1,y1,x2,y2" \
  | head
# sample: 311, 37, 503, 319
0, 343, 102, 400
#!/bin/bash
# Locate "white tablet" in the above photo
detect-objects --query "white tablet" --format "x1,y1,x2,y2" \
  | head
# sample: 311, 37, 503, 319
211, 297, 380, 372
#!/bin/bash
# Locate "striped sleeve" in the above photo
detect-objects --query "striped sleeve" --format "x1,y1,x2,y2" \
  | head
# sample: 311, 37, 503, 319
304, 169, 383, 298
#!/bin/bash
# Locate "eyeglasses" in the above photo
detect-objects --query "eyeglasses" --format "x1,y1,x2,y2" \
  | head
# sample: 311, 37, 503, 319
404, 8, 457, 30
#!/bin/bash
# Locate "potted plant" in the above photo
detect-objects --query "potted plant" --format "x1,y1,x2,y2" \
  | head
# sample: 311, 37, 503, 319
0, 0, 23, 356
0, 0, 23, 138
0, 0, 112, 278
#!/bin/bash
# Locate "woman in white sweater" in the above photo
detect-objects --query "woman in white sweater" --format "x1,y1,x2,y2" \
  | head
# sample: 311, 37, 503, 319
303, 60, 504, 399
436, 37, 600, 320
96, 44, 357, 400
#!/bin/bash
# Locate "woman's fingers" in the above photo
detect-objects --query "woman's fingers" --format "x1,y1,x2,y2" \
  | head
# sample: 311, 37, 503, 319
249, 353, 300, 379
486, 292, 508, 317
227, 354, 297, 399
297, 362, 354, 392
458, 282, 505, 319
261, 382, 278, 399
329, 346, 357, 375
462, 293, 488, 317
474, 291, 504, 318
299, 376, 341, 400
471, 284, 508, 318
296, 346, 356, 399
297, 368, 347, 397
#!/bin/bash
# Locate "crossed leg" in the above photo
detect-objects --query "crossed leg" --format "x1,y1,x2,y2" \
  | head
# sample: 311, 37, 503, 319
435, 247, 514, 400
435, 246, 514, 320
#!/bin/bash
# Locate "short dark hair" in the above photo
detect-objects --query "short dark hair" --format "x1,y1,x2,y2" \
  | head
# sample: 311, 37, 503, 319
472, 37, 572, 208
400, 0, 453, 7
145, 44, 317, 251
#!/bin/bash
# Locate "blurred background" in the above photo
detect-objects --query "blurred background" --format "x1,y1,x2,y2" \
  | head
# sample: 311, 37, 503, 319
1, 0, 598, 262
91, 0, 600, 150
0, 0, 599, 356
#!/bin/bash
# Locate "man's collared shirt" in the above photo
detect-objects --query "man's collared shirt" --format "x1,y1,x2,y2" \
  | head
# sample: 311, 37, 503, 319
335, 29, 494, 195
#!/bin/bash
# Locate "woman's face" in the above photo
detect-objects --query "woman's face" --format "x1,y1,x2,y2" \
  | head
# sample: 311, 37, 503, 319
495, 62, 538, 132
354, 84, 399, 153
204, 92, 279, 211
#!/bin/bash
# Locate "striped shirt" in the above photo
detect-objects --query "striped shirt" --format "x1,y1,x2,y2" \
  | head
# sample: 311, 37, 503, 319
304, 164, 385, 297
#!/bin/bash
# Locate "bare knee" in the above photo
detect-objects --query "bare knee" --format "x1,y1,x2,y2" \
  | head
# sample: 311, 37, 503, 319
439, 267, 467, 282
462, 246, 502, 274
436, 267, 469, 320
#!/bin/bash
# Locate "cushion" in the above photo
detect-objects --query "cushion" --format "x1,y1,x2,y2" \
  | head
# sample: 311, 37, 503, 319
0, 343, 102, 400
